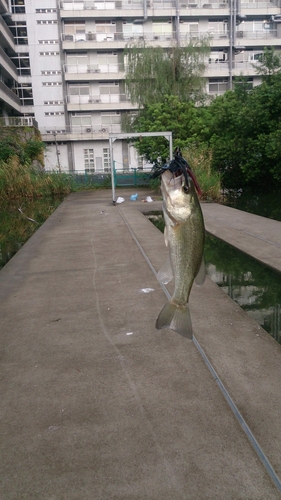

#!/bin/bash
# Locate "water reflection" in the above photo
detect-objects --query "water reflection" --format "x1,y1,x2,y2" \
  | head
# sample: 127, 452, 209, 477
0, 197, 64, 270
224, 189, 281, 222
147, 213, 281, 344
205, 235, 281, 344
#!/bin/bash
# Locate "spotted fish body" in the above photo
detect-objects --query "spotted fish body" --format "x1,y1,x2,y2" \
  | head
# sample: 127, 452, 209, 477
156, 170, 205, 339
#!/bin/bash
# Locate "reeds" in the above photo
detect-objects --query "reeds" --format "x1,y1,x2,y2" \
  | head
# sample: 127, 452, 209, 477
0, 157, 75, 202
182, 145, 222, 202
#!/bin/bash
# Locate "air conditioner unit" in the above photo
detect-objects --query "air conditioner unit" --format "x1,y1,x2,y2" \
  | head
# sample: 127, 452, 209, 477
237, 31, 243, 38
94, 68, 101, 73
94, 99, 101, 103
86, 127, 92, 132
101, 128, 108, 132
88, 98, 93, 102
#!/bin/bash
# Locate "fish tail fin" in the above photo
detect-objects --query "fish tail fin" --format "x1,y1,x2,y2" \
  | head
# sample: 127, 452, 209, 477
156, 302, 193, 339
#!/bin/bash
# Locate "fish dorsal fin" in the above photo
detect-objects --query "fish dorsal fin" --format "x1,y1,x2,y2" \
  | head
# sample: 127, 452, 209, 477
195, 257, 206, 285
157, 257, 174, 284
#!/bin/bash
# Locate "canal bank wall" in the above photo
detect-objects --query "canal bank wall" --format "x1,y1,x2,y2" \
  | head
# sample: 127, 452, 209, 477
1, 188, 281, 500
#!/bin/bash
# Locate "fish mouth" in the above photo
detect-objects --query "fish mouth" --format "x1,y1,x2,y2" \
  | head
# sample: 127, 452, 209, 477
161, 170, 189, 197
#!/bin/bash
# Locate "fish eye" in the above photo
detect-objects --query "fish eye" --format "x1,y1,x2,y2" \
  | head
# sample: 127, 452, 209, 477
182, 184, 189, 194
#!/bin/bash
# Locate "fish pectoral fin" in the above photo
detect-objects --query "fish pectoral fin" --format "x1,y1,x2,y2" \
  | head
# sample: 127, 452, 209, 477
164, 226, 168, 247
156, 302, 193, 339
195, 257, 206, 286
157, 257, 174, 285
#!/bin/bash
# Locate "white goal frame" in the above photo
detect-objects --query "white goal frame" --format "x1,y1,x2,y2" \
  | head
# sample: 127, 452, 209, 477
109, 132, 173, 203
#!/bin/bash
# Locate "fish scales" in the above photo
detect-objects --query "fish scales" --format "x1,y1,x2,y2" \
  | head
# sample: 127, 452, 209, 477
156, 170, 205, 339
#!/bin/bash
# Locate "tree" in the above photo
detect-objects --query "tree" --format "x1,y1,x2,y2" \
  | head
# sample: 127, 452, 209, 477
251, 46, 281, 80
124, 38, 210, 107
192, 72, 281, 189
126, 95, 198, 163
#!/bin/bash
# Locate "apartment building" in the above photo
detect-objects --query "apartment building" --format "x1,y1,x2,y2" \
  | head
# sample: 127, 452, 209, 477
0, 0, 281, 172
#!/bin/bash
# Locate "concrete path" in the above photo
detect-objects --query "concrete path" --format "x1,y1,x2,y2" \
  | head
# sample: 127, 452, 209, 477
1, 188, 281, 500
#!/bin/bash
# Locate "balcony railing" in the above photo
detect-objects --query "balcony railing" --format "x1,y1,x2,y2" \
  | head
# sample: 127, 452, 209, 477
61, 31, 212, 44
42, 124, 121, 135
63, 63, 125, 73
235, 29, 278, 39
0, 116, 38, 128
66, 93, 128, 104
241, 1, 279, 7
60, 0, 173, 10
59, 0, 236, 9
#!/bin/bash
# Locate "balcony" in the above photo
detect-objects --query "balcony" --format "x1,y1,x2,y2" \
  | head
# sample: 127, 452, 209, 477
0, 16, 16, 51
41, 123, 122, 142
0, 81, 21, 111
0, 116, 38, 127
63, 63, 125, 80
0, 46, 18, 80
66, 93, 137, 111
62, 31, 213, 49
0, 0, 9, 14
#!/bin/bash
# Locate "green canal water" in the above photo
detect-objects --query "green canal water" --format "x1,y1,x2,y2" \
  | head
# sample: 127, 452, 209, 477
148, 213, 281, 344
223, 189, 281, 222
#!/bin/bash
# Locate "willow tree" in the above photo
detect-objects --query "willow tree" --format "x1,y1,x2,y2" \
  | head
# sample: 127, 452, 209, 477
124, 38, 210, 107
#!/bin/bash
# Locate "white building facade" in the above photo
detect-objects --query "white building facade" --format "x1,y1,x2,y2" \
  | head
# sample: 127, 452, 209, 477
1, 0, 281, 172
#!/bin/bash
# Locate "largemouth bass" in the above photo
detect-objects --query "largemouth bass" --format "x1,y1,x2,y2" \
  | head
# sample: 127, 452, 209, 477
156, 169, 205, 339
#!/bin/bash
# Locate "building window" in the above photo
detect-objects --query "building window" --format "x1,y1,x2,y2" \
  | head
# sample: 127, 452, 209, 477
71, 113, 91, 132
152, 21, 173, 39
42, 82, 62, 86
103, 148, 111, 172
39, 40, 59, 44
10, 53, 30, 76
36, 20, 58, 24
9, 22, 28, 45
40, 51, 59, 56
101, 112, 121, 125
36, 8, 57, 12
209, 78, 228, 94
84, 149, 95, 172
95, 21, 116, 41
16, 83, 33, 105
64, 21, 85, 41
41, 70, 62, 75
44, 112, 65, 116
66, 53, 88, 73
11, 0, 25, 13
44, 100, 64, 105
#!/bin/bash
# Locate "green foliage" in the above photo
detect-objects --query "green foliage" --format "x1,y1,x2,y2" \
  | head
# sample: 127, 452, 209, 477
191, 67, 281, 189
127, 95, 198, 163
182, 145, 221, 201
251, 46, 281, 80
0, 157, 75, 202
124, 39, 210, 106
0, 132, 45, 166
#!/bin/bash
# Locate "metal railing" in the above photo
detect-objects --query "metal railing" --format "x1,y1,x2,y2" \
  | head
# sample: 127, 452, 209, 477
63, 63, 125, 74
62, 168, 150, 187
66, 93, 128, 104
61, 31, 212, 44
0, 116, 38, 127
42, 124, 121, 135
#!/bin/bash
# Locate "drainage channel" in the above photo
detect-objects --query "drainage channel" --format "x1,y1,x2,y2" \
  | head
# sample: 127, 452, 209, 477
117, 205, 281, 494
